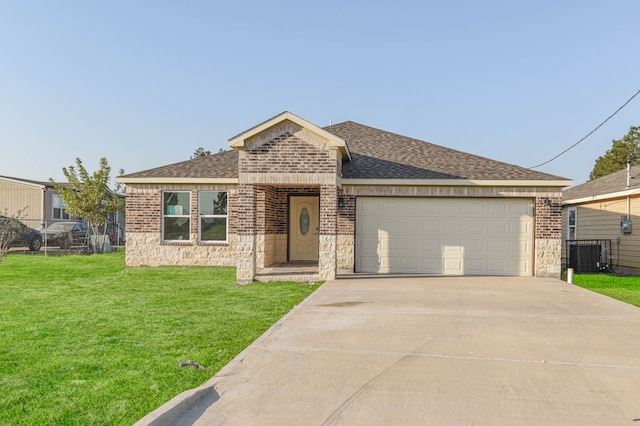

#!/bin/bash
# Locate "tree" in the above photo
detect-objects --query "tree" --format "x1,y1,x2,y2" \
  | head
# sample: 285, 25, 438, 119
590, 126, 640, 180
50, 158, 124, 253
191, 147, 211, 159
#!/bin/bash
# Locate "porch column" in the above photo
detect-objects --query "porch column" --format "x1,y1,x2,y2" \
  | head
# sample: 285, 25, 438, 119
319, 184, 337, 280
237, 183, 256, 284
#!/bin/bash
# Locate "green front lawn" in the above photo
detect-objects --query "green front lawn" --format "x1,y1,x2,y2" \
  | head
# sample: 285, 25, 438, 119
572, 274, 640, 307
0, 251, 319, 425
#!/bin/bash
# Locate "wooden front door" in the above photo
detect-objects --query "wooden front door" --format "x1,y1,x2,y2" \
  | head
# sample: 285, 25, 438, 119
289, 196, 319, 261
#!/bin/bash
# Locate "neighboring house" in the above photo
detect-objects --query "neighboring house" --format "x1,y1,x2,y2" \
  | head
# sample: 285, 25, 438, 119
0, 175, 76, 229
0, 175, 125, 241
563, 164, 640, 274
117, 111, 571, 283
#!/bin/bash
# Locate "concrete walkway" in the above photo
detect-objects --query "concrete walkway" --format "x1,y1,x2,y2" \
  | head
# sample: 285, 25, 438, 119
136, 277, 640, 425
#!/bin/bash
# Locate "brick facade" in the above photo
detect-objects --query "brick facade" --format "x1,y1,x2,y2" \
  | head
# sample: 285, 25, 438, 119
123, 124, 565, 281
241, 133, 338, 176
124, 184, 238, 267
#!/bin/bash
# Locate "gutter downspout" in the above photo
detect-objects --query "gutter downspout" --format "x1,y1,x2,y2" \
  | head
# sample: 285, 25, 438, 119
627, 160, 632, 218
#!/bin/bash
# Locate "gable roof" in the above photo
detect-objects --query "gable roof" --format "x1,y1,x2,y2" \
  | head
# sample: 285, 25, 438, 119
229, 111, 351, 161
118, 117, 570, 185
326, 121, 567, 182
563, 165, 640, 203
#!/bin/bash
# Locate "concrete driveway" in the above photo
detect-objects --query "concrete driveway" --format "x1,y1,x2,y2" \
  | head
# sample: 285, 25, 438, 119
137, 277, 640, 425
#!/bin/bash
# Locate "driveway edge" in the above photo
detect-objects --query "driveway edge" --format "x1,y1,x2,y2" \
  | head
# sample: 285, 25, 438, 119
133, 281, 326, 425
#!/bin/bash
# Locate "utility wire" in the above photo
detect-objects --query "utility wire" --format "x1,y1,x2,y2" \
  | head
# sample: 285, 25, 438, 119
529, 88, 640, 169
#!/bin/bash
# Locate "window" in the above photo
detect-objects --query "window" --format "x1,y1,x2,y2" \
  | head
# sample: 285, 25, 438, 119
52, 194, 69, 220
199, 191, 227, 242
567, 207, 577, 240
163, 191, 190, 241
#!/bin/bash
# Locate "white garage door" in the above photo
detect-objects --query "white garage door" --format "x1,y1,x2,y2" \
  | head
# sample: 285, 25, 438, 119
356, 198, 533, 276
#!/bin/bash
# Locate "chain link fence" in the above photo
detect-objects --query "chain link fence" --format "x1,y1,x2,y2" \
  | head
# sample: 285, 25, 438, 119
7, 217, 124, 256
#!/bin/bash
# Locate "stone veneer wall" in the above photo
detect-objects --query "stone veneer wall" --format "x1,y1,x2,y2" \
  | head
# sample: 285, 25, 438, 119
126, 181, 563, 279
124, 184, 238, 267
236, 184, 256, 284
319, 184, 338, 280
534, 195, 563, 278
236, 128, 342, 282
337, 189, 355, 274
255, 185, 276, 268
338, 185, 564, 278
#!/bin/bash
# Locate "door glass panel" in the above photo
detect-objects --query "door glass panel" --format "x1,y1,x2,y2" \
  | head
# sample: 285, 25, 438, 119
300, 207, 310, 235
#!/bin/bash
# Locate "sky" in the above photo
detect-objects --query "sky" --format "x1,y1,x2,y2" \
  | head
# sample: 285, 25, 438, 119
1, 1, 639, 187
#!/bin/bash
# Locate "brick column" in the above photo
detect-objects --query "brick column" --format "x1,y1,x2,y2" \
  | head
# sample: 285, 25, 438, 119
236, 184, 256, 284
535, 195, 563, 278
319, 184, 337, 280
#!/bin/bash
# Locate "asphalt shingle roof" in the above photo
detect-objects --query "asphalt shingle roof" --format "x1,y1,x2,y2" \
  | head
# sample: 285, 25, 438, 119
326, 121, 565, 180
121, 121, 567, 181
563, 165, 640, 201
120, 149, 238, 179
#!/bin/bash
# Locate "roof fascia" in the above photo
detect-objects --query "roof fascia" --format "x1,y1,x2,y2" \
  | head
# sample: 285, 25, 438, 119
228, 111, 351, 161
0, 176, 49, 189
343, 178, 573, 187
115, 177, 238, 185
562, 187, 640, 205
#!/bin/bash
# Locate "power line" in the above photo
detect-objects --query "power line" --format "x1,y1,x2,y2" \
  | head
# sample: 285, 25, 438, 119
529, 88, 640, 169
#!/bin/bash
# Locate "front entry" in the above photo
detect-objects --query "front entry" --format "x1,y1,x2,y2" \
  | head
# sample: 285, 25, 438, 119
289, 196, 320, 261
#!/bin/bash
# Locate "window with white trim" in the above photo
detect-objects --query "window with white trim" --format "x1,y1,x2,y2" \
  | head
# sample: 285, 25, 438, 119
567, 207, 577, 240
199, 191, 228, 242
163, 191, 190, 241
52, 194, 69, 220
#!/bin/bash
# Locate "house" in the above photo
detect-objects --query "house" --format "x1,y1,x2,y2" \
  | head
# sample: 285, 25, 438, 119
116, 111, 571, 283
0, 176, 77, 229
0, 175, 125, 241
563, 164, 640, 274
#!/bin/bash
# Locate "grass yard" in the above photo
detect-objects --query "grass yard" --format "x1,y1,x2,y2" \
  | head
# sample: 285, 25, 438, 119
0, 251, 320, 425
572, 274, 640, 307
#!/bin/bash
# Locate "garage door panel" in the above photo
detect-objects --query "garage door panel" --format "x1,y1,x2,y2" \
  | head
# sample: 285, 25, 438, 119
487, 240, 508, 252
401, 257, 421, 270
422, 239, 441, 251
445, 221, 466, 232
466, 240, 484, 252
360, 236, 378, 250
400, 220, 418, 234
443, 258, 463, 274
422, 257, 442, 270
401, 239, 420, 250
444, 202, 465, 215
356, 197, 533, 276
510, 240, 530, 253
443, 241, 464, 252
487, 221, 509, 234
466, 203, 486, 215
465, 221, 485, 233
381, 257, 397, 271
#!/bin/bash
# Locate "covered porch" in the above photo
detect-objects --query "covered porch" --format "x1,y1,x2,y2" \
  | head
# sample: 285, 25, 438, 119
235, 184, 338, 284
228, 111, 350, 284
